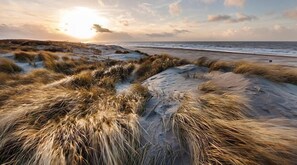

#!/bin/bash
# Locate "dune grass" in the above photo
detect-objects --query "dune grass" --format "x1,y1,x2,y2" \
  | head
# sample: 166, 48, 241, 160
14, 51, 37, 64
0, 43, 151, 164
135, 54, 189, 82
1, 40, 297, 164
0, 69, 65, 88
0, 58, 22, 73
198, 81, 223, 94
196, 57, 297, 85
115, 50, 130, 54
0, 74, 150, 165
172, 82, 297, 165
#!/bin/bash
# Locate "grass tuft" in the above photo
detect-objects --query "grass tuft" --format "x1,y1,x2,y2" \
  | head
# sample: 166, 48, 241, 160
14, 51, 37, 64
172, 82, 297, 165
0, 58, 22, 73
135, 54, 189, 82
197, 57, 297, 85
115, 50, 130, 54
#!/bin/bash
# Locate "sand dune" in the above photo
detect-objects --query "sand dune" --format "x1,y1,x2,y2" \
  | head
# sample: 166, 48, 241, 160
0, 40, 296, 164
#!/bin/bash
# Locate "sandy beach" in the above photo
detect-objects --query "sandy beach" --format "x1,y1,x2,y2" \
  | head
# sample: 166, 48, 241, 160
128, 46, 297, 67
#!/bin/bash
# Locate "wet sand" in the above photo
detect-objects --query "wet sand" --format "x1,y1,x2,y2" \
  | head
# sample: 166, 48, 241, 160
128, 46, 297, 67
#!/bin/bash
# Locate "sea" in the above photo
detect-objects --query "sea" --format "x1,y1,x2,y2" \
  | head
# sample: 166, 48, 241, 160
117, 41, 297, 57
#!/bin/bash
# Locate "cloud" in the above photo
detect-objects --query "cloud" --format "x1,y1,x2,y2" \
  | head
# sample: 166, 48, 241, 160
231, 13, 257, 22
116, 12, 136, 27
218, 25, 297, 41
208, 13, 256, 23
0, 24, 73, 40
224, 0, 245, 7
92, 24, 112, 33
284, 8, 297, 20
200, 0, 216, 4
169, 1, 182, 16
208, 15, 231, 22
119, 20, 129, 26
146, 29, 190, 37
138, 3, 156, 15
174, 29, 190, 33
97, 0, 118, 7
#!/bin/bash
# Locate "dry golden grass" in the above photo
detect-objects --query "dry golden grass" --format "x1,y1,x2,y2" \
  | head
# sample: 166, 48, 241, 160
0, 44, 152, 163
233, 61, 297, 84
38, 51, 59, 61
2, 40, 297, 164
209, 60, 234, 72
14, 51, 37, 64
0, 69, 65, 88
196, 57, 297, 85
69, 71, 94, 89
0, 72, 12, 85
0, 84, 34, 107
0, 58, 22, 73
198, 81, 223, 94
195, 57, 216, 67
22, 69, 65, 84
172, 83, 297, 165
135, 50, 149, 56
115, 50, 130, 54
135, 54, 189, 82
0, 79, 150, 164
61, 56, 70, 61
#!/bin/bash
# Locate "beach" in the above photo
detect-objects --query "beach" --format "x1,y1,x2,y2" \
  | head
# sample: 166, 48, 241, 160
127, 46, 297, 67
0, 40, 297, 164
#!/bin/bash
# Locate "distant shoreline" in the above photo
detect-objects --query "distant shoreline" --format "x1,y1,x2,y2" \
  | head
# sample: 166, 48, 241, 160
134, 46, 297, 58
125, 46, 297, 67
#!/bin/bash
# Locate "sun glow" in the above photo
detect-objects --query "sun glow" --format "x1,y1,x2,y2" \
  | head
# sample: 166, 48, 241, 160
59, 7, 108, 39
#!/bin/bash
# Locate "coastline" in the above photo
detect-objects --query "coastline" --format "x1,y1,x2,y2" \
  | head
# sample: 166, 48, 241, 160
126, 46, 297, 67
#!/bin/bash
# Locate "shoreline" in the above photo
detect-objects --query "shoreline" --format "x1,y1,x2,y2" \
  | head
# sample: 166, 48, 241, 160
135, 46, 297, 58
126, 46, 297, 67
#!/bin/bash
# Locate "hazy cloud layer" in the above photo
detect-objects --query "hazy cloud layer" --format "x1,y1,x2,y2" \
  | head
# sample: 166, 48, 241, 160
0, 24, 73, 40
169, 1, 182, 16
208, 13, 257, 23
284, 8, 297, 20
146, 29, 189, 38
1, 0, 297, 41
224, 0, 245, 7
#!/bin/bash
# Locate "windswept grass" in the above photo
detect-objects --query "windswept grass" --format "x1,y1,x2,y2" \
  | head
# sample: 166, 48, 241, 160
172, 82, 297, 165
195, 57, 216, 68
0, 69, 65, 88
115, 50, 130, 54
69, 71, 94, 89
0, 73, 11, 85
196, 57, 297, 85
0, 58, 22, 73
14, 51, 37, 64
135, 50, 149, 56
233, 61, 297, 84
198, 81, 223, 94
135, 54, 189, 82
0, 80, 150, 165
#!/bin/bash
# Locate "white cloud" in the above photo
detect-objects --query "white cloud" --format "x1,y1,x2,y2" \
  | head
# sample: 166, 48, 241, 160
98, 0, 118, 7
169, 1, 182, 16
138, 3, 156, 15
218, 25, 297, 41
224, 0, 245, 7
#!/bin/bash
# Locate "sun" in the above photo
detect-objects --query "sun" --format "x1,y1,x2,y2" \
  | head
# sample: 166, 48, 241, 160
59, 7, 108, 39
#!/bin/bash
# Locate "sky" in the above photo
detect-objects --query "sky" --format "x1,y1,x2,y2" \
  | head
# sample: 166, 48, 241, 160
0, 0, 297, 42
